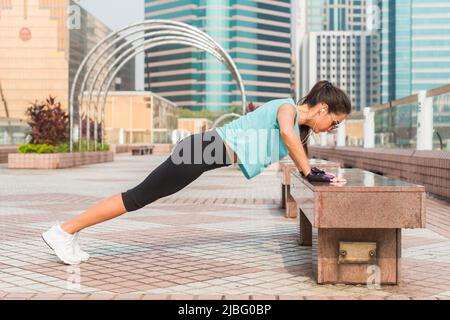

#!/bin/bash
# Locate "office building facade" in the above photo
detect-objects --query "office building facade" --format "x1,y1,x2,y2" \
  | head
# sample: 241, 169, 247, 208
302, 31, 380, 111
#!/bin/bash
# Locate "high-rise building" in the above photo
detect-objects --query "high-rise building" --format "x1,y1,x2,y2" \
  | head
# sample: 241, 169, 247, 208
144, 0, 292, 112
0, 0, 135, 121
296, 0, 381, 110
381, 0, 450, 103
303, 31, 380, 111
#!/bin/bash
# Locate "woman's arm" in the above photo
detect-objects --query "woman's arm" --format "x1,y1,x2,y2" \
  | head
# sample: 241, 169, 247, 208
277, 103, 311, 176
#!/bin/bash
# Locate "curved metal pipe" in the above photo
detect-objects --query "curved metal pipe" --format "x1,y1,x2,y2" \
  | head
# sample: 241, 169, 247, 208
212, 113, 242, 128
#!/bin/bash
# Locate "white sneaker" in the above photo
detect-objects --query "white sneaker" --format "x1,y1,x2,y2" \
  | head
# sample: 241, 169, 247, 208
73, 232, 90, 262
41, 224, 81, 265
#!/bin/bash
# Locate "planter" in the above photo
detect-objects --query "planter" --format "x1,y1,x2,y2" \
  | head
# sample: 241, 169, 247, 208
8, 151, 114, 169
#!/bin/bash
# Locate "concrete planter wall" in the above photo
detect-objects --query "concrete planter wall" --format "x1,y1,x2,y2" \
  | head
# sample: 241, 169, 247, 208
8, 151, 114, 169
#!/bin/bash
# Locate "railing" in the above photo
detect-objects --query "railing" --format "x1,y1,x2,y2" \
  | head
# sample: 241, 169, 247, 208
311, 83, 450, 151
373, 96, 418, 149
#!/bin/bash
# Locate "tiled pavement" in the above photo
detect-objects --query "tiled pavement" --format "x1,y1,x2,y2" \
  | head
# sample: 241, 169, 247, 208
0, 154, 450, 300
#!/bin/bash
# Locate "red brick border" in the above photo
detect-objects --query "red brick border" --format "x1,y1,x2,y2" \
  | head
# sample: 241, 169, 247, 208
8, 151, 114, 169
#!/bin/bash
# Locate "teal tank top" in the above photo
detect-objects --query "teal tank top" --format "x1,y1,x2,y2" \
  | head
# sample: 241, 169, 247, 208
216, 97, 300, 180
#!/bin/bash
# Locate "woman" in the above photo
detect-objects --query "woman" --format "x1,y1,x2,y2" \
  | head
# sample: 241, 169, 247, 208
42, 80, 351, 265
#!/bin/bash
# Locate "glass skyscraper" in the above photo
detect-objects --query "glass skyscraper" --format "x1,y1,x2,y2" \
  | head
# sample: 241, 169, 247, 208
144, 0, 292, 112
381, 0, 450, 103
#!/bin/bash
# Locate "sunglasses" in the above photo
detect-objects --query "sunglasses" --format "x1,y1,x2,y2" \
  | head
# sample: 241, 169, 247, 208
329, 113, 341, 131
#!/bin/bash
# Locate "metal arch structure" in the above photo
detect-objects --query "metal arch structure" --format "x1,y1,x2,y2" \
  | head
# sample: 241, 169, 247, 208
212, 113, 242, 128
70, 19, 247, 152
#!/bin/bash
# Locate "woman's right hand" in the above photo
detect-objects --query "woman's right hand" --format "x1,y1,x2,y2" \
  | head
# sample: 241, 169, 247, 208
301, 167, 335, 182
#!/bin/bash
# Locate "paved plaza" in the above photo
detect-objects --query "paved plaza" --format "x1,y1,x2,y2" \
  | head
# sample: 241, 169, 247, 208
0, 154, 450, 300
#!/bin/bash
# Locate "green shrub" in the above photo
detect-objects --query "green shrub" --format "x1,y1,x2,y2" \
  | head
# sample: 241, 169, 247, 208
72, 140, 110, 152
18, 140, 110, 154
18, 144, 56, 154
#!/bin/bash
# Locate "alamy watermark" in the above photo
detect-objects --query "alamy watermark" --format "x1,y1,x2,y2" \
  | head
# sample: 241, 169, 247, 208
367, 2, 381, 31
67, 0, 81, 30
366, 265, 382, 290
66, 265, 81, 290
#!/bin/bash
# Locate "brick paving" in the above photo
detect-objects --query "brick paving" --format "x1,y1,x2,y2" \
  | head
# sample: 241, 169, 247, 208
0, 154, 450, 300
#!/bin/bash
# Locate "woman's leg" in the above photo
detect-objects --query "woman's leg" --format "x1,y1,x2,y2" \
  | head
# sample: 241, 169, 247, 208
60, 193, 126, 235
60, 129, 231, 235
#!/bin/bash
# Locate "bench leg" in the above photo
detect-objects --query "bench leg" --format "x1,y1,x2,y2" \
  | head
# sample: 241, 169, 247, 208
286, 192, 298, 219
298, 209, 312, 246
281, 184, 287, 209
313, 228, 400, 285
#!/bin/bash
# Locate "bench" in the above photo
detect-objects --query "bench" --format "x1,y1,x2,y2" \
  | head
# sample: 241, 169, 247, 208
131, 145, 154, 156
290, 168, 426, 285
279, 158, 340, 218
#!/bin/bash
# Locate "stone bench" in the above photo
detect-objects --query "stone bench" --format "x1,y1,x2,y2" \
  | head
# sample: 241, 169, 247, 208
279, 158, 340, 218
131, 145, 154, 156
290, 168, 426, 285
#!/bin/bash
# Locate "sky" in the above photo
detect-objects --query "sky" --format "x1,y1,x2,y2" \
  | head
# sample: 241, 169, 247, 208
79, 0, 145, 90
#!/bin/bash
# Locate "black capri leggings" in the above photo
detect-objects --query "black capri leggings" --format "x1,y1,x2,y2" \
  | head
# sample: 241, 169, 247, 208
121, 128, 232, 212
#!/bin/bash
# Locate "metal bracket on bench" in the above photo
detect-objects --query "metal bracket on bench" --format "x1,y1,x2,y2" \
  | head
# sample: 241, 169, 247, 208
338, 242, 377, 264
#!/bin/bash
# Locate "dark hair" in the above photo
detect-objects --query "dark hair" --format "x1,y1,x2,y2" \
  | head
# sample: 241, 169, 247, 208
296, 80, 352, 155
